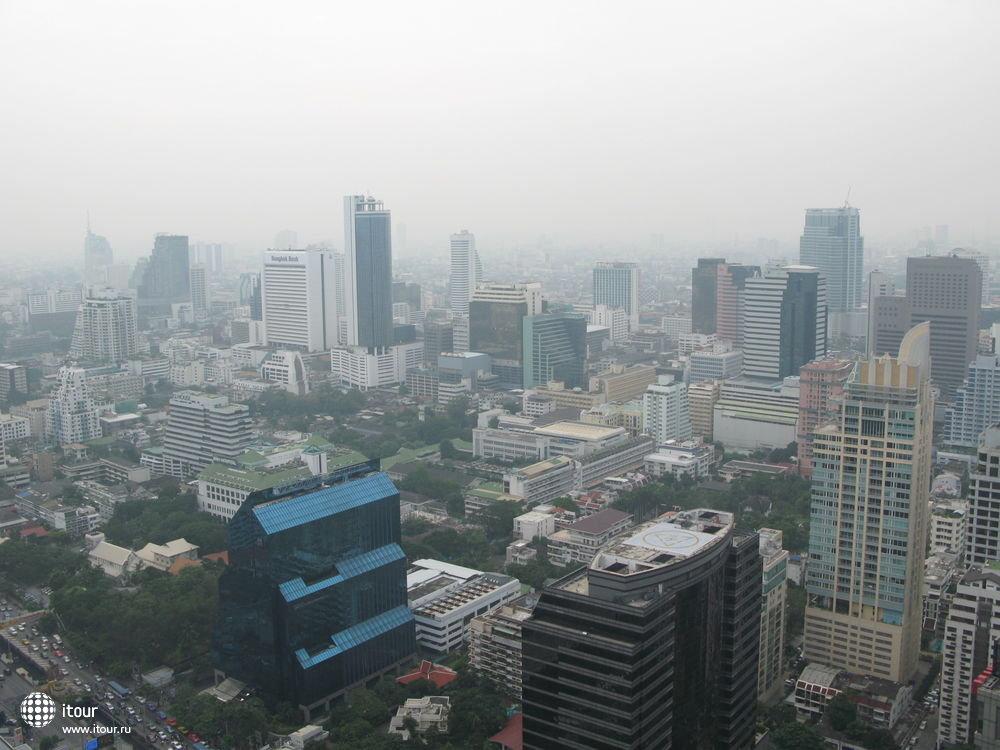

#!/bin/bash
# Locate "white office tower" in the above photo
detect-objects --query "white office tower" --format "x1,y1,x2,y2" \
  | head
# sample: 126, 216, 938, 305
966, 426, 1000, 566
803, 323, 933, 684
161, 391, 253, 479
799, 206, 863, 313
944, 355, 1000, 449
591, 305, 628, 342
939, 566, 1000, 747
593, 262, 640, 331
190, 264, 209, 322
449, 230, 482, 316
69, 290, 138, 362
743, 265, 827, 380
330, 342, 423, 390
45, 367, 101, 446
261, 249, 338, 352
642, 375, 692, 443
333, 252, 347, 344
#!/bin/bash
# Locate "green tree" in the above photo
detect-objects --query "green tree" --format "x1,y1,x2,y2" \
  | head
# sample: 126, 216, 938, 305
826, 692, 857, 731
348, 689, 389, 725
770, 721, 825, 750
474, 500, 522, 540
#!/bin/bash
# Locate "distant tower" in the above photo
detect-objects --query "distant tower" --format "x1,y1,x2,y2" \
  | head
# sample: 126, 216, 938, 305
83, 221, 114, 285
136, 234, 191, 317
190, 265, 209, 322
691, 258, 725, 334
715, 262, 760, 347
593, 262, 640, 331
449, 230, 482, 316
45, 367, 101, 446
799, 206, 864, 313
343, 196, 393, 349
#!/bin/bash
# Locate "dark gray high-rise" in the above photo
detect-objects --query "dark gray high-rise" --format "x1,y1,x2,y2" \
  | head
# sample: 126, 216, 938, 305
869, 254, 982, 397
799, 207, 863, 313
137, 234, 190, 316
691, 258, 725, 334
344, 195, 393, 350
522, 509, 761, 750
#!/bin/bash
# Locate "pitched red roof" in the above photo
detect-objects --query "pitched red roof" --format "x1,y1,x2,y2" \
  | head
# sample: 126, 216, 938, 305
396, 660, 458, 689
18, 526, 50, 538
489, 713, 523, 750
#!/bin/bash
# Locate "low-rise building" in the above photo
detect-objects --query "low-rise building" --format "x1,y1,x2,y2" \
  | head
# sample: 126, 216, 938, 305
930, 498, 968, 558
513, 511, 556, 541
88, 541, 141, 578
503, 456, 576, 508
407, 559, 521, 653
547, 508, 634, 567
135, 538, 199, 571
0, 414, 31, 442
387, 696, 450, 740
793, 663, 912, 729
713, 377, 800, 452
644, 439, 715, 480
14, 489, 99, 535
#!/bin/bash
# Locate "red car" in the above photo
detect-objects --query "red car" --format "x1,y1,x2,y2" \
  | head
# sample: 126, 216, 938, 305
166, 718, 178, 727
53, 650, 63, 657
188, 734, 200, 743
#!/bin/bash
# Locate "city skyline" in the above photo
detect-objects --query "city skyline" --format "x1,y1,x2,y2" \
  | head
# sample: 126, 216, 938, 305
2, 2, 998, 260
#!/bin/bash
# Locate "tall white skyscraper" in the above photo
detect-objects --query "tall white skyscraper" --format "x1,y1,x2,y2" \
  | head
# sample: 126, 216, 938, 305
642, 375, 692, 443
449, 230, 482, 316
261, 249, 338, 352
799, 206, 863, 313
69, 289, 138, 362
343, 195, 393, 349
190, 264, 209, 322
593, 262, 640, 331
45, 367, 101, 446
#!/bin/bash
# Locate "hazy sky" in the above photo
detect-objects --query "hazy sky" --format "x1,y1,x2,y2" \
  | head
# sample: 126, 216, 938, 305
2, 0, 998, 261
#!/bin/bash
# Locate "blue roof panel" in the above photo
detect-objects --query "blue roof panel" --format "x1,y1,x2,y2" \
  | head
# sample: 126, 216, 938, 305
253, 472, 397, 535
295, 605, 414, 668
279, 544, 406, 602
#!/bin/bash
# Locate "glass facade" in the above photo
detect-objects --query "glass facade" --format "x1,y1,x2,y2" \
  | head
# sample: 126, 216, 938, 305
353, 211, 394, 349
213, 466, 415, 715
522, 313, 587, 389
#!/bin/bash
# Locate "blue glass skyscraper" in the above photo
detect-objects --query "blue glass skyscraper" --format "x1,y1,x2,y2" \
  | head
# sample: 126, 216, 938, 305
213, 459, 415, 719
343, 195, 393, 350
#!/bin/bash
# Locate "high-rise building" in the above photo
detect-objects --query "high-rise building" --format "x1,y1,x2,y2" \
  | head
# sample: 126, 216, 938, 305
743, 266, 827, 380
0, 364, 28, 405
213, 459, 415, 720
522, 509, 761, 750
189, 265, 209, 322
688, 379, 722, 441
261, 249, 338, 352
799, 207, 863, 313
965, 425, 1000, 566
691, 258, 725, 334
469, 282, 543, 388
161, 391, 253, 479
422, 321, 454, 366
590, 304, 628, 342
449, 230, 482, 316
642, 375, 692, 444
137, 234, 191, 316
68, 290, 138, 363
522, 313, 587, 389
238, 272, 263, 321
593, 262, 640, 331
869, 254, 982, 397
944, 355, 1000, 449
343, 195, 393, 349
951, 247, 991, 304
803, 322, 933, 683
715, 262, 760, 347
866, 269, 897, 356
796, 358, 855, 477
758, 528, 789, 702
83, 226, 114, 284
939, 566, 1000, 746
45, 366, 101, 446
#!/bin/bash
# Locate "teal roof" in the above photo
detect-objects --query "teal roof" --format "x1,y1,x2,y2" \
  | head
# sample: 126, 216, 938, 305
253, 472, 397, 535
279, 544, 405, 602
295, 605, 414, 669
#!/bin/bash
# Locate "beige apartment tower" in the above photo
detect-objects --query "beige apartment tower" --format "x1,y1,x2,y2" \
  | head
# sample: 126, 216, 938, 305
803, 323, 933, 683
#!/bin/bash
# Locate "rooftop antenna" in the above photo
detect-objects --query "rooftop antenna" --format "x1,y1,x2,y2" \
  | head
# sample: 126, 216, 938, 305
844, 186, 852, 208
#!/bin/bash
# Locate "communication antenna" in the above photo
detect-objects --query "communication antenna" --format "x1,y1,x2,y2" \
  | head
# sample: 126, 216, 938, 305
844, 186, 852, 208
